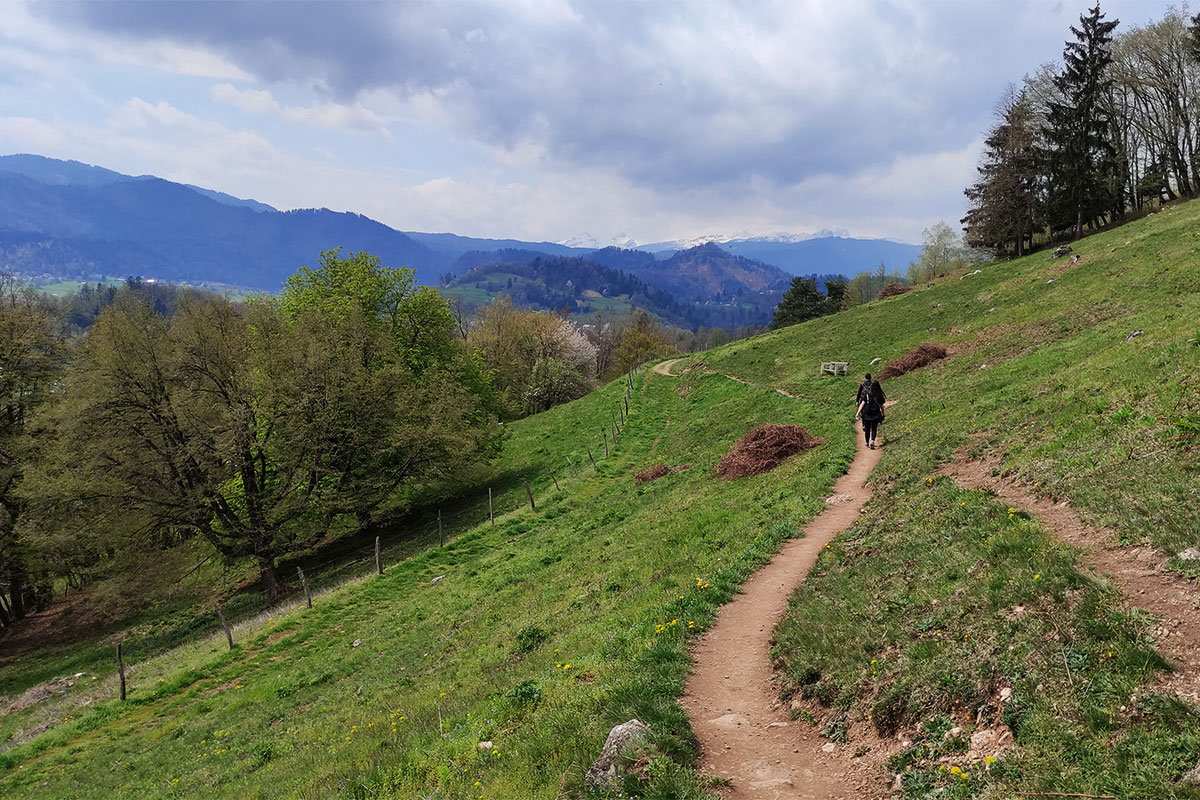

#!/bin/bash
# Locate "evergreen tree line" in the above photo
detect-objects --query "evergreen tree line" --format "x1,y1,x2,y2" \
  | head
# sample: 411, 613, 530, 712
770, 220, 984, 330
965, 3, 1200, 255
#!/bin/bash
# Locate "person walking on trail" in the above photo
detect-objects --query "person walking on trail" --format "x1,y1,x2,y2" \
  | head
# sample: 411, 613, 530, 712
855, 373, 885, 450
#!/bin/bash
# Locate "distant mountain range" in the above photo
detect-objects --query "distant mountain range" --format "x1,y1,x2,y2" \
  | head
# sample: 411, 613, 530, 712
445, 242, 794, 329
0, 154, 920, 326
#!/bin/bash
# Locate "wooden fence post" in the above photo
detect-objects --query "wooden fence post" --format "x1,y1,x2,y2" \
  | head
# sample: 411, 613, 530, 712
489, 487, 494, 526
217, 608, 234, 650
625, 394, 630, 415
438, 509, 444, 547
550, 472, 560, 491
587, 447, 596, 468
524, 480, 536, 510
297, 567, 312, 609
116, 642, 126, 701
375, 536, 383, 575
603, 430, 608, 456
567, 455, 578, 477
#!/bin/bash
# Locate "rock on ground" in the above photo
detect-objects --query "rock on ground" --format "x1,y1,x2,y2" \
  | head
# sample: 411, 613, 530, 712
584, 719, 651, 789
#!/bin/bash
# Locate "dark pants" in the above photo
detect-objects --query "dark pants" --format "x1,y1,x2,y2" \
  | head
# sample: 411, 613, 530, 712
863, 418, 879, 444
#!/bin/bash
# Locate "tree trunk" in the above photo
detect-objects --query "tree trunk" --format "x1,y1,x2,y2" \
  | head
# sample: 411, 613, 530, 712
9, 567, 26, 622
258, 556, 286, 600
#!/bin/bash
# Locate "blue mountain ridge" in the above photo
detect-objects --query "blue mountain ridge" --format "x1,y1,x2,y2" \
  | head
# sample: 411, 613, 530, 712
0, 155, 919, 317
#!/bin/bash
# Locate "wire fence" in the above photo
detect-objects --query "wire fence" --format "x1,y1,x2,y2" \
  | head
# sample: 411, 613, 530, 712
106, 366, 645, 700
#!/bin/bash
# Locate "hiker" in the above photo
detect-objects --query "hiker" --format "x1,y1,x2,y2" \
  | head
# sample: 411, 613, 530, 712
855, 373, 885, 450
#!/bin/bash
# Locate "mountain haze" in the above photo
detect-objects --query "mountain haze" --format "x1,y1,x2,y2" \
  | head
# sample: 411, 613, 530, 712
0, 155, 913, 315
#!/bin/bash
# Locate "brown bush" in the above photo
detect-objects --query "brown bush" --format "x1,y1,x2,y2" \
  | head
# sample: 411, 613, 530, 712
876, 283, 913, 299
716, 424, 825, 479
878, 342, 948, 380
634, 464, 670, 483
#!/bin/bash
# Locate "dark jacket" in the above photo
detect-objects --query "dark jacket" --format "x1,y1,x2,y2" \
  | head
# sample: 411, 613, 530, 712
856, 380, 885, 420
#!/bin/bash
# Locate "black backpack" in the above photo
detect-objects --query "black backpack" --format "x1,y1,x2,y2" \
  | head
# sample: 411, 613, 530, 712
862, 381, 884, 417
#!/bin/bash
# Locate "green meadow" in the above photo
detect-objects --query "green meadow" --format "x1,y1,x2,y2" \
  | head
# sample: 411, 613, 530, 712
3, 199, 1200, 798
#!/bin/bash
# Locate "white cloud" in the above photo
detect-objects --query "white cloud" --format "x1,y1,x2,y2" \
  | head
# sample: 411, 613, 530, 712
4, 0, 1181, 245
211, 82, 390, 134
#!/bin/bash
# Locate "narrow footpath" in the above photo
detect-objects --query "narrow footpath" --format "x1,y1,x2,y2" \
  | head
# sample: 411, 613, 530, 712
940, 456, 1200, 702
682, 420, 884, 799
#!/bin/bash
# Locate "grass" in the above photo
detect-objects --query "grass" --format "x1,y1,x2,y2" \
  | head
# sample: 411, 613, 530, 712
4, 198, 1200, 797
0, 366, 853, 798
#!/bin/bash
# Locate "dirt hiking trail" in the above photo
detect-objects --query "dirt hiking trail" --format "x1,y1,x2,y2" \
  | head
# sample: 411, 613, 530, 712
653, 358, 682, 376
683, 421, 885, 799
940, 456, 1200, 701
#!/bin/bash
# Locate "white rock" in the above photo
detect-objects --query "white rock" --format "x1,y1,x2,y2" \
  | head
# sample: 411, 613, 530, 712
478, 740, 493, 750
352, 639, 362, 648
584, 719, 651, 789
1178, 548, 1200, 562
821, 742, 836, 753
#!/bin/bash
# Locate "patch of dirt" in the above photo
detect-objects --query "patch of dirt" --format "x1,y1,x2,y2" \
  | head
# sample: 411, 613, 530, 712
939, 454, 1200, 701
684, 422, 888, 799
877, 283, 913, 299
717, 425, 826, 479
0, 593, 106, 665
634, 464, 670, 483
652, 358, 682, 376
4, 684, 53, 714
206, 677, 243, 697
878, 343, 948, 380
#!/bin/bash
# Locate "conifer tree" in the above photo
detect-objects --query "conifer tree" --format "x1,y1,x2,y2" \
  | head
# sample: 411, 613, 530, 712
1041, 3, 1121, 240
770, 277, 824, 329
964, 88, 1040, 257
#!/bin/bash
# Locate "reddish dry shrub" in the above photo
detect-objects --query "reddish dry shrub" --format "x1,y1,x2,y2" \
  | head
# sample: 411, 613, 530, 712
716, 424, 825, 479
878, 342, 948, 380
877, 283, 914, 299
634, 464, 671, 483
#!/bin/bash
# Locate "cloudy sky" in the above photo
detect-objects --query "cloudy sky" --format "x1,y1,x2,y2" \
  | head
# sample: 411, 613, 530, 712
0, 0, 1179, 245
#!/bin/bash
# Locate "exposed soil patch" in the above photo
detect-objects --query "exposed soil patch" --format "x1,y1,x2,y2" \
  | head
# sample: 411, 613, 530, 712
634, 464, 670, 483
684, 422, 887, 799
939, 454, 1200, 701
877, 283, 913, 299
634, 463, 693, 483
4, 684, 53, 714
717, 424, 826, 479
878, 343, 948, 380
0, 593, 106, 666
652, 358, 682, 376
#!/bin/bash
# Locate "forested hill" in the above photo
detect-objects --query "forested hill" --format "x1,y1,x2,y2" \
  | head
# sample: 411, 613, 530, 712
445, 243, 792, 328
447, 254, 693, 326
0, 156, 450, 288
2, 154, 890, 318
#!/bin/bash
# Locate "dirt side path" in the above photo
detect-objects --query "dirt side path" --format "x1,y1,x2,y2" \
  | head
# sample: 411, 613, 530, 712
939, 457, 1200, 701
653, 358, 682, 376
683, 422, 885, 799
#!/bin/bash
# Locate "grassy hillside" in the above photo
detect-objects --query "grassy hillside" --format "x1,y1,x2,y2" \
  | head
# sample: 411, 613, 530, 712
0, 364, 854, 798
2, 200, 1199, 799
689, 202, 1200, 796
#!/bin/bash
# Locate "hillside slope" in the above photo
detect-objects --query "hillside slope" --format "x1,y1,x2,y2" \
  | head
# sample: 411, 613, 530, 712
1, 202, 1199, 798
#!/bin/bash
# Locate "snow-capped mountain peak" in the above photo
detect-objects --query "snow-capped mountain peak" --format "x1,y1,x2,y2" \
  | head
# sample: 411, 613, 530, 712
556, 232, 640, 249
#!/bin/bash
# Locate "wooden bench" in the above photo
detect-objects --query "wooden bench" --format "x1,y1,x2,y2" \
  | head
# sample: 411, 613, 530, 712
820, 361, 848, 376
